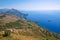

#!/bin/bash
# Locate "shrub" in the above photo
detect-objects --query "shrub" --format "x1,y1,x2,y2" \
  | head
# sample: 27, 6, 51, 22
3, 30, 11, 37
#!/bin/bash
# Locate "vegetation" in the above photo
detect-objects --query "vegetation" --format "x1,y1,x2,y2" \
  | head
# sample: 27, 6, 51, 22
3, 30, 11, 37
0, 14, 60, 40
0, 14, 6, 19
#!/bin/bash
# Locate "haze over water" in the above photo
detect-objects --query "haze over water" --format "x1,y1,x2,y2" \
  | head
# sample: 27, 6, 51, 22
0, 0, 60, 34
22, 10, 60, 34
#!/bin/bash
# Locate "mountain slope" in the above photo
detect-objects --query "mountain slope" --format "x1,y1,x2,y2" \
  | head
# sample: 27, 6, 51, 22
0, 11, 60, 40
0, 9, 28, 18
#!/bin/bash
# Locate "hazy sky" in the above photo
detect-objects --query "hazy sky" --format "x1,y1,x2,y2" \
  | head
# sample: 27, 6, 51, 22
0, 0, 60, 11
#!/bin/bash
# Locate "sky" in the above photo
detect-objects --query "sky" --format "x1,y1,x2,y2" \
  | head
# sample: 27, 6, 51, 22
0, 0, 60, 11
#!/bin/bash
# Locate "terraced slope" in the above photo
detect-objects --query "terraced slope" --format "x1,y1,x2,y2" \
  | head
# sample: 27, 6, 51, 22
0, 14, 60, 40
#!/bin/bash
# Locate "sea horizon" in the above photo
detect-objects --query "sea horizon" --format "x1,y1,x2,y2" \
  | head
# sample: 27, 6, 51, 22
21, 10, 60, 34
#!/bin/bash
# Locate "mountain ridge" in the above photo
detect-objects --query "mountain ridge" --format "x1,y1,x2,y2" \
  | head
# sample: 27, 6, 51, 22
0, 9, 28, 19
0, 9, 60, 40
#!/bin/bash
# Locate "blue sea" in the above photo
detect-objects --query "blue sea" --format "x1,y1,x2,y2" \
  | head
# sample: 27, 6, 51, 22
22, 10, 60, 34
